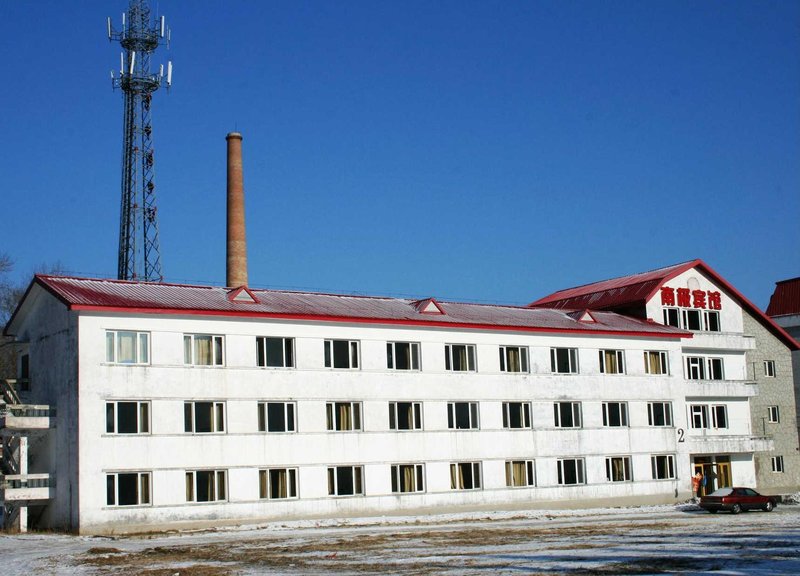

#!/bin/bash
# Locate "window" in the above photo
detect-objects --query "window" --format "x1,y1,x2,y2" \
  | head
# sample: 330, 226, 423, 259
447, 402, 479, 430
327, 466, 364, 496
326, 402, 362, 431
711, 405, 728, 429
605, 456, 632, 482
690, 404, 709, 429
106, 401, 150, 434
106, 472, 151, 506
391, 464, 425, 493
389, 402, 422, 430
184, 334, 224, 366
704, 311, 721, 332
662, 308, 680, 328
106, 330, 150, 364
768, 406, 780, 423
186, 470, 227, 502
505, 460, 535, 487
502, 402, 531, 429
686, 356, 723, 380
553, 402, 581, 428
499, 346, 529, 373
651, 455, 676, 480
682, 309, 702, 331
450, 462, 481, 490
707, 358, 724, 380
550, 348, 578, 374
259, 468, 298, 499
386, 342, 420, 370
557, 458, 585, 485
644, 351, 668, 375
258, 402, 296, 433
764, 360, 776, 378
599, 350, 625, 374
184, 402, 225, 433
647, 402, 673, 427
602, 402, 628, 427
324, 339, 359, 369
685, 356, 705, 380
445, 344, 476, 372
256, 337, 294, 368
771, 456, 785, 473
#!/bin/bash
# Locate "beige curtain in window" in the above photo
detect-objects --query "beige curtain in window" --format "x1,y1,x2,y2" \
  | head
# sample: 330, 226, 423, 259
612, 458, 624, 481
450, 464, 458, 489
507, 348, 520, 372
185, 473, 194, 501
327, 468, 335, 495
195, 336, 212, 365
139, 474, 150, 504
338, 404, 351, 430
118, 331, 136, 363
646, 352, 660, 374
456, 347, 467, 370
403, 466, 415, 492
215, 471, 225, 500
275, 470, 287, 498
603, 350, 618, 373
259, 470, 268, 498
512, 461, 526, 486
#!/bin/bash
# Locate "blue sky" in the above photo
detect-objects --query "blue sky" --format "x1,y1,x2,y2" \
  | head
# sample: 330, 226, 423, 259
1, 0, 798, 309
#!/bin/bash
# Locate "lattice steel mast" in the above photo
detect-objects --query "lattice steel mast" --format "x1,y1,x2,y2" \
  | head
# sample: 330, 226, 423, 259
108, 0, 172, 281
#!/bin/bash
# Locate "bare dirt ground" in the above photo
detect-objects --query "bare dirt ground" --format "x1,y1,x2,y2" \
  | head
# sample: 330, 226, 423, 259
4, 504, 800, 575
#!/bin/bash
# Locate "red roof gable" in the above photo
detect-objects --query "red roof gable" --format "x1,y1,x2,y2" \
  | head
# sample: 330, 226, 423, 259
766, 277, 800, 317
4, 275, 691, 340
531, 259, 799, 351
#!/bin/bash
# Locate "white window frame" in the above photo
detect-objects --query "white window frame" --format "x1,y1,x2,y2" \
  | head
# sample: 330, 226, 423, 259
258, 401, 297, 433
106, 400, 150, 434
505, 460, 536, 487
105, 330, 150, 365
553, 401, 582, 428
502, 402, 532, 429
389, 401, 423, 431
704, 310, 721, 332
602, 402, 628, 427
386, 342, 421, 371
499, 345, 529, 373
327, 465, 364, 496
326, 401, 362, 431
771, 456, 785, 473
450, 461, 482, 490
557, 458, 586, 485
599, 349, 625, 374
685, 356, 706, 380
605, 456, 632, 482
550, 347, 579, 374
447, 402, 480, 430
185, 469, 227, 502
184, 401, 225, 433
682, 309, 702, 331
183, 334, 224, 366
707, 357, 724, 380
768, 405, 780, 423
764, 360, 776, 378
391, 463, 425, 493
324, 339, 360, 369
651, 454, 676, 480
647, 402, 673, 427
689, 404, 709, 429
444, 344, 477, 372
711, 404, 728, 429
644, 350, 669, 375
256, 336, 295, 368
106, 471, 151, 506
259, 468, 298, 499
662, 308, 680, 328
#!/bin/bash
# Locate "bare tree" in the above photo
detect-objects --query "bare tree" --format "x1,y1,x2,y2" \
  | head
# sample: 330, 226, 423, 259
1, 254, 67, 326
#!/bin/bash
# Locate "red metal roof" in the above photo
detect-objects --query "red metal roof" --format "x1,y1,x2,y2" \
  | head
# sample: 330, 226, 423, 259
529, 260, 698, 310
766, 277, 800, 317
4, 275, 691, 339
531, 259, 799, 351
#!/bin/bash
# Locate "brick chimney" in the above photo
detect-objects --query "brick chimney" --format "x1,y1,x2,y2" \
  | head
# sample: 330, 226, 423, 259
226, 132, 248, 287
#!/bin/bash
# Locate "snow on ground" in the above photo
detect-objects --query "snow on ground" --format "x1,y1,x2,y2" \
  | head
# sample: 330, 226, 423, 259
2, 503, 799, 575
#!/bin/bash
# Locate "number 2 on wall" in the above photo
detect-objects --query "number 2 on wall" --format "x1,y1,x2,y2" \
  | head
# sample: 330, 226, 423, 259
677, 428, 685, 443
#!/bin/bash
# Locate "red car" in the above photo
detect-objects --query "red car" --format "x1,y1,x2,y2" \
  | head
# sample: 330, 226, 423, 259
699, 487, 779, 514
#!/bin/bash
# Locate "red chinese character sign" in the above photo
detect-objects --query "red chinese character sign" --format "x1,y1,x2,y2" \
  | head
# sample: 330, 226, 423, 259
660, 286, 723, 310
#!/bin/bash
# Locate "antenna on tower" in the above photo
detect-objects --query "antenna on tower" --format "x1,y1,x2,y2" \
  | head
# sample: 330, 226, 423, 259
107, 0, 172, 282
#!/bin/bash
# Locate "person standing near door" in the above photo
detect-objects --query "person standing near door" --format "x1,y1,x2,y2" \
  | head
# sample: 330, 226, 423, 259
692, 471, 703, 501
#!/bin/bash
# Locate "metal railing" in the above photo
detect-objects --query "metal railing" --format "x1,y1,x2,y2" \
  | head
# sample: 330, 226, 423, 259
0, 474, 53, 490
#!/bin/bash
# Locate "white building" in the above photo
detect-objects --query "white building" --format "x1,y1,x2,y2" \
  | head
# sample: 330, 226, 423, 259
1, 260, 797, 534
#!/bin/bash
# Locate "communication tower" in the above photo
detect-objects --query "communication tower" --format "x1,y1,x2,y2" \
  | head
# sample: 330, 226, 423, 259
108, 0, 172, 281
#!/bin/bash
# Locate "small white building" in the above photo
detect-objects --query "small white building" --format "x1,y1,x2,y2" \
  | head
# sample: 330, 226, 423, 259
1, 260, 797, 534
